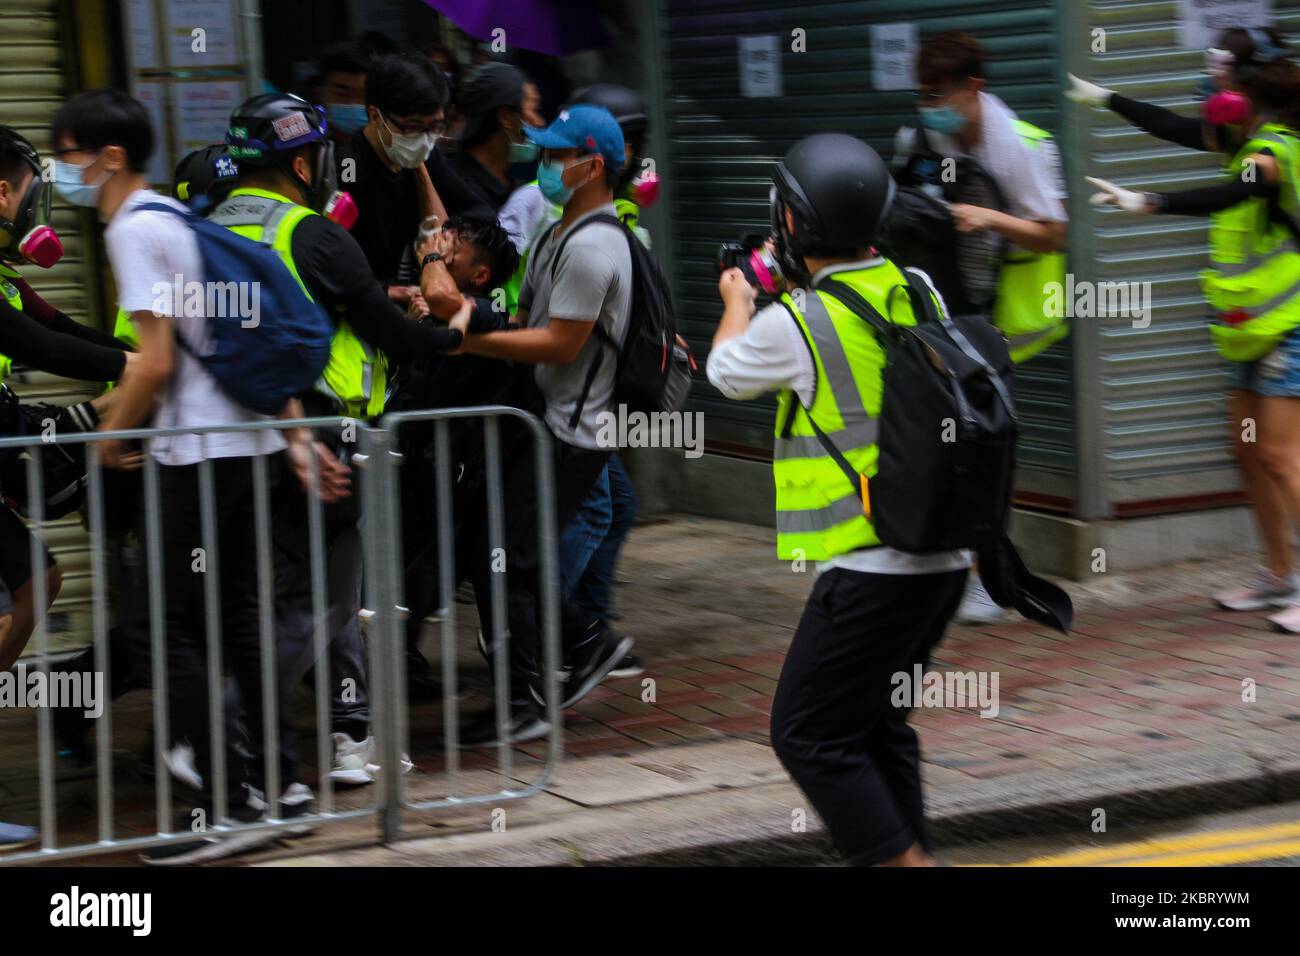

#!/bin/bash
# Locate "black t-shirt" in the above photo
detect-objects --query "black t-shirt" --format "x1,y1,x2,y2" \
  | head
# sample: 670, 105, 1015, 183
442, 150, 512, 217
336, 130, 422, 285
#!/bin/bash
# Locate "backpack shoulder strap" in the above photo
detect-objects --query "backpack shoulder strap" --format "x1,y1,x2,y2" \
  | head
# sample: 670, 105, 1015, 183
775, 297, 862, 493
814, 277, 895, 338
134, 201, 194, 222
548, 212, 624, 281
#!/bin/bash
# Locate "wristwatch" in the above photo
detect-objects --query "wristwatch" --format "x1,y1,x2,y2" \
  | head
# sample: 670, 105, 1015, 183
420, 251, 444, 271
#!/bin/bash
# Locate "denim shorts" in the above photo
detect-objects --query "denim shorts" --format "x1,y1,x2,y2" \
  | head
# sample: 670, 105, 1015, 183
1225, 325, 1300, 396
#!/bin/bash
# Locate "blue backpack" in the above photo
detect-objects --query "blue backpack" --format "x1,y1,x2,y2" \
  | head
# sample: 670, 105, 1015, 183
136, 202, 332, 415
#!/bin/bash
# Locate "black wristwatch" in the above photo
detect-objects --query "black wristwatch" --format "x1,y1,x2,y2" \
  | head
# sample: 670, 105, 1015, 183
421, 252, 444, 271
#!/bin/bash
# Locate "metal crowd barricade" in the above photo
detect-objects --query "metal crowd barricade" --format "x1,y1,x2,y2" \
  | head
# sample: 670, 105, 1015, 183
0, 405, 561, 865
370, 407, 563, 841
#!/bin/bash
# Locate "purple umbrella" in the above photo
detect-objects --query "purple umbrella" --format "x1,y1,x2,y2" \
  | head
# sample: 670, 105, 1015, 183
424, 0, 611, 56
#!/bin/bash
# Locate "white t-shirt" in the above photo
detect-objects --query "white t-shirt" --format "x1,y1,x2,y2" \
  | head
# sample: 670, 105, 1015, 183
706, 260, 971, 576
893, 92, 1067, 236
497, 182, 556, 256
105, 189, 286, 467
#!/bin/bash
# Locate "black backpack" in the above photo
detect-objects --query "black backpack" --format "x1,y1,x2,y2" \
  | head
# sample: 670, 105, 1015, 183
796, 269, 1072, 632
546, 212, 691, 428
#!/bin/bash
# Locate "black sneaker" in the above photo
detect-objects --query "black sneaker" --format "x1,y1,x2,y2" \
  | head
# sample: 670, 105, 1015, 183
608, 654, 644, 679
534, 629, 634, 711
140, 829, 279, 866
457, 700, 550, 748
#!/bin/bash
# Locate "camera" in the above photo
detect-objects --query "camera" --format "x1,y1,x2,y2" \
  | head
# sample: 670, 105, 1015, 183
716, 232, 784, 294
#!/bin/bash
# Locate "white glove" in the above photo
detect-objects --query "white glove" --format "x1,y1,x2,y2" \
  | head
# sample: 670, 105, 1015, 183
1066, 73, 1113, 107
1086, 176, 1153, 214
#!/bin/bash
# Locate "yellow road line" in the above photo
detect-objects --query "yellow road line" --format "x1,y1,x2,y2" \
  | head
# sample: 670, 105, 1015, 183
1009, 819, 1300, 867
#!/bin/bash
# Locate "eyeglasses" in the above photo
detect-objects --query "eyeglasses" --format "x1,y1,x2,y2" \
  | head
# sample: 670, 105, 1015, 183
384, 114, 447, 137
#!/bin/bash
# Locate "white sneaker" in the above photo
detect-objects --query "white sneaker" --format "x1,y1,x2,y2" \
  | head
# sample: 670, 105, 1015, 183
164, 742, 204, 792
1267, 603, 1300, 633
329, 733, 413, 786
956, 573, 1007, 625
1214, 569, 1300, 611
330, 733, 379, 786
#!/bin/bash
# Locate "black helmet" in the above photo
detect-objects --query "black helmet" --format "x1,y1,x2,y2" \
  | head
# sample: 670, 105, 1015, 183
226, 93, 337, 211
771, 133, 895, 282
0, 126, 53, 264
172, 144, 240, 211
568, 84, 647, 139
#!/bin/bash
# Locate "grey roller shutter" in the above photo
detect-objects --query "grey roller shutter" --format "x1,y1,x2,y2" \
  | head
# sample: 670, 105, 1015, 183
662, 0, 1072, 503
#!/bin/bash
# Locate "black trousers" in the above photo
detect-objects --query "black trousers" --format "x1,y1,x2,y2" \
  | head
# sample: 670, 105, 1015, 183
770, 565, 967, 865
159, 455, 289, 804
465, 435, 610, 699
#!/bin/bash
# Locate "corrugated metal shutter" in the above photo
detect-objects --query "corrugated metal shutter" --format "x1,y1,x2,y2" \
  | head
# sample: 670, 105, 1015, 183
1065, 1, 1300, 514
1, 0, 104, 654
662, 0, 1073, 501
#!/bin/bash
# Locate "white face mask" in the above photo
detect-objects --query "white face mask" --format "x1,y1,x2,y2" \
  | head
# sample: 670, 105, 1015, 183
381, 115, 437, 169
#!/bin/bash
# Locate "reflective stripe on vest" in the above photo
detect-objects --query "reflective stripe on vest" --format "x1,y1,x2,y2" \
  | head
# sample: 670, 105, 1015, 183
0, 263, 21, 380
1202, 123, 1300, 361
771, 263, 916, 561
212, 187, 388, 418
993, 119, 1069, 364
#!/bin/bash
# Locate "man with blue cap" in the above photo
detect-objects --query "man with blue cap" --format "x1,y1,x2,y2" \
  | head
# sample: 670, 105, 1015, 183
457, 104, 634, 746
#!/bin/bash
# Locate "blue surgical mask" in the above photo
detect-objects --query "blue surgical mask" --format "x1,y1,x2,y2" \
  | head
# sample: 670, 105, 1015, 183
510, 139, 539, 164
52, 159, 103, 208
918, 105, 967, 135
326, 102, 368, 135
537, 155, 590, 205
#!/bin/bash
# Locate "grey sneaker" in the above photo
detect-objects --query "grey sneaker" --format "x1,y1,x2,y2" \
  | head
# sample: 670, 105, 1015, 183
955, 573, 1007, 625
1214, 569, 1300, 611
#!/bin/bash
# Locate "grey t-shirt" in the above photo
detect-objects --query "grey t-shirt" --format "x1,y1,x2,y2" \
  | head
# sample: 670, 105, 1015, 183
520, 203, 632, 449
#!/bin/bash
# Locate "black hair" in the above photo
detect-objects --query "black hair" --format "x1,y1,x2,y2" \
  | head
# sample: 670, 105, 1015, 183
917, 31, 985, 87
356, 31, 398, 59
366, 52, 449, 117
0, 127, 38, 183
1218, 26, 1300, 128
446, 213, 519, 289
319, 41, 373, 79
51, 89, 154, 173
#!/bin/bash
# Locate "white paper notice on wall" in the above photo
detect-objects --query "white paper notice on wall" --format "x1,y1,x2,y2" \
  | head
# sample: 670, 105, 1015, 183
737, 35, 783, 98
871, 22, 918, 91
1177, 0, 1272, 50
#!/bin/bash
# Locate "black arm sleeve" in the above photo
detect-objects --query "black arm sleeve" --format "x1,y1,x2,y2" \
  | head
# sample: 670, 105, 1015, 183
0, 296, 126, 380
1110, 94, 1218, 152
1157, 147, 1278, 216
293, 214, 463, 354
1158, 176, 1275, 216
468, 295, 513, 333
47, 310, 132, 350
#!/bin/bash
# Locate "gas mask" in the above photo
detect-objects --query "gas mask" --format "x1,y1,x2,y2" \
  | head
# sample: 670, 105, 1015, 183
769, 185, 810, 287
630, 168, 661, 208
0, 173, 62, 269
291, 139, 356, 228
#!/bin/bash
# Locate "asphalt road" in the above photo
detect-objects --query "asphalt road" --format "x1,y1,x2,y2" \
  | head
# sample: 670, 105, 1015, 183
941, 800, 1300, 867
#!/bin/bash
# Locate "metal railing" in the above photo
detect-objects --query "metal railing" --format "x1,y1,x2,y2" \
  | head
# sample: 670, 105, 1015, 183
0, 405, 561, 864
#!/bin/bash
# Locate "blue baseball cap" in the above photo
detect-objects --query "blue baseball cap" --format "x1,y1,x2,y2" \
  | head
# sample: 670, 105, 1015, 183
525, 104, 625, 173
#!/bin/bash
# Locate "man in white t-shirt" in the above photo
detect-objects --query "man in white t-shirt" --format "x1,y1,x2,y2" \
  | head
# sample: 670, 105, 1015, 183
51, 91, 331, 857
891, 32, 1069, 625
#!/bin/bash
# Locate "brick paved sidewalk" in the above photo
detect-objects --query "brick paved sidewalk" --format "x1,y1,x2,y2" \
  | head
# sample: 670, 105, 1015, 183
3, 515, 1299, 862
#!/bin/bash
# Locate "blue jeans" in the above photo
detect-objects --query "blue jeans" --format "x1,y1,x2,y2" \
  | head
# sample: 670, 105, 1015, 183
571, 454, 637, 619
558, 466, 612, 600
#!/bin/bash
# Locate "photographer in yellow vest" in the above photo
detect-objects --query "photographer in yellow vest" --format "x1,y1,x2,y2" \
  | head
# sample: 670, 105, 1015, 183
708, 133, 970, 866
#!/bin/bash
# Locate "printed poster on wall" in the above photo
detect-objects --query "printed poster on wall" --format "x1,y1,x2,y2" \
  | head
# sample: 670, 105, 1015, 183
135, 82, 170, 185
164, 0, 241, 67
871, 22, 918, 91
737, 35, 783, 98
173, 79, 245, 158
1177, 0, 1272, 50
